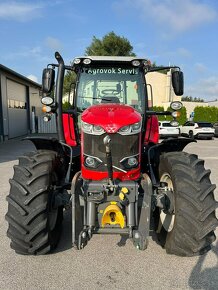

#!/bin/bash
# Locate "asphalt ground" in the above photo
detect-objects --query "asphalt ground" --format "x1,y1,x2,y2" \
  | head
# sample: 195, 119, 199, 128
0, 137, 217, 290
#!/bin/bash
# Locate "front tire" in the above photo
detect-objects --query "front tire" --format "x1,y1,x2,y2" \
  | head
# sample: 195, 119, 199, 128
6, 150, 64, 255
155, 152, 218, 256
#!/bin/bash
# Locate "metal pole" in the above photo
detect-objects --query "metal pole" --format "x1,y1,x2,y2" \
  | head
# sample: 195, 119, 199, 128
55, 51, 65, 143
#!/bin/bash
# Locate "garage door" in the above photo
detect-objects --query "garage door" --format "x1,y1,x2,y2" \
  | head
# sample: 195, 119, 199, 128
7, 79, 28, 138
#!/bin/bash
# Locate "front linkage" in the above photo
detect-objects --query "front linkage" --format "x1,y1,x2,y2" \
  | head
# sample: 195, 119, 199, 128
71, 172, 153, 251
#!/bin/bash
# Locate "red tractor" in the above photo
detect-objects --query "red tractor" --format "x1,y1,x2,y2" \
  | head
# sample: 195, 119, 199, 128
6, 52, 217, 256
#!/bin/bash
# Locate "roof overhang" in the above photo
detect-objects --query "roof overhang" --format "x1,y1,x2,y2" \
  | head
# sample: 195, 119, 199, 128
0, 64, 41, 88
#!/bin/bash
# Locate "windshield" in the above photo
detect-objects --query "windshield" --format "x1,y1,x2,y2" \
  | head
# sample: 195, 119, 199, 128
161, 122, 173, 127
197, 122, 213, 127
76, 66, 145, 113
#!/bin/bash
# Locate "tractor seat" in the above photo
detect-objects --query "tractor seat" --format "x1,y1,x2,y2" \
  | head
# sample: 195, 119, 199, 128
101, 96, 120, 103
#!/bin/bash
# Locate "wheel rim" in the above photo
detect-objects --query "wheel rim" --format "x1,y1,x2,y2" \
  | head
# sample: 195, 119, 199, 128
159, 173, 175, 232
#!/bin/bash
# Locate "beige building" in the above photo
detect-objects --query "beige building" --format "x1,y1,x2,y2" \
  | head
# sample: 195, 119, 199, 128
146, 70, 181, 108
208, 100, 218, 107
181, 101, 209, 119
146, 71, 218, 120
63, 93, 74, 104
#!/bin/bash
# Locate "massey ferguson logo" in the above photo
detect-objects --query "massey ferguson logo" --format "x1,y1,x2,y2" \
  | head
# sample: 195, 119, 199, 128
105, 125, 117, 133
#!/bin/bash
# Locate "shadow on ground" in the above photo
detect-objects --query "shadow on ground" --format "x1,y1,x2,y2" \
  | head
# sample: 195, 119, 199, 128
53, 209, 72, 253
53, 210, 134, 252
0, 138, 35, 163
188, 241, 218, 290
0, 134, 58, 163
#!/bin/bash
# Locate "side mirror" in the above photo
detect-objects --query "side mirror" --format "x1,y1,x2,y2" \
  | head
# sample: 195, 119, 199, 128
172, 71, 184, 96
42, 68, 55, 94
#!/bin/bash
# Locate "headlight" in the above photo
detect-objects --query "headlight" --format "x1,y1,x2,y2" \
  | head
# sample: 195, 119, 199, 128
84, 155, 102, 168
132, 122, 141, 131
120, 155, 139, 169
85, 156, 95, 167
74, 58, 81, 64
170, 120, 179, 127
132, 60, 140, 67
119, 125, 131, 134
170, 101, 183, 110
118, 121, 141, 135
81, 121, 93, 134
43, 115, 51, 122
93, 125, 105, 135
83, 58, 91, 65
127, 157, 138, 167
81, 121, 105, 135
41, 96, 54, 105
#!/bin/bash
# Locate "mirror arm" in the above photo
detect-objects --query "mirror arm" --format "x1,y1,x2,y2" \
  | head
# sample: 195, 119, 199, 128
47, 63, 59, 68
65, 65, 74, 71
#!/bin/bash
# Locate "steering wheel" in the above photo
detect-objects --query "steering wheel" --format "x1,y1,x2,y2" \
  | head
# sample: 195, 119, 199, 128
101, 89, 120, 95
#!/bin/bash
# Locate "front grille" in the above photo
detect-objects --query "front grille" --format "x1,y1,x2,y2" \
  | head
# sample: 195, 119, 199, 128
83, 132, 139, 171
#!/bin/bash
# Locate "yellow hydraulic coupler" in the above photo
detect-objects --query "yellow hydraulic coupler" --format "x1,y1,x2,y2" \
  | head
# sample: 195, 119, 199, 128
119, 187, 128, 201
101, 204, 125, 228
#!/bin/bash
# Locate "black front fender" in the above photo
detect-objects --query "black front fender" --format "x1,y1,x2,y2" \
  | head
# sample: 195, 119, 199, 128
23, 136, 64, 152
23, 136, 81, 157
143, 137, 196, 186
155, 137, 196, 153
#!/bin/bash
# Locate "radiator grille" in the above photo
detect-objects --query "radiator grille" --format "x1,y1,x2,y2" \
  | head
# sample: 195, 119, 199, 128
83, 133, 139, 171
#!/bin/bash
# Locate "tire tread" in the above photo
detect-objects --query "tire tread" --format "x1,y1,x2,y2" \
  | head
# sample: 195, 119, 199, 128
157, 151, 218, 256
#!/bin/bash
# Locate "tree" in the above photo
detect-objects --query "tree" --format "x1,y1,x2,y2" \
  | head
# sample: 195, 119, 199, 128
181, 96, 204, 102
64, 32, 136, 94
63, 70, 76, 95
85, 31, 136, 56
152, 106, 165, 121
194, 106, 218, 123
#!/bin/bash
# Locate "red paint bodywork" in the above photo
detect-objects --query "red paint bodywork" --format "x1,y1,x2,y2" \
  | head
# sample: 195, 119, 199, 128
81, 165, 141, 181
62, 105, 159, 181
81, 104, 142, 181
144, 115, 159, 144
62, 113, 77, 146
81, 104, 141, 132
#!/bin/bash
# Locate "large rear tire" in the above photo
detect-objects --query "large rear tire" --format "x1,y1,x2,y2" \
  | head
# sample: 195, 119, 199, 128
5, 150, 64, 255
155, 152, 218, 256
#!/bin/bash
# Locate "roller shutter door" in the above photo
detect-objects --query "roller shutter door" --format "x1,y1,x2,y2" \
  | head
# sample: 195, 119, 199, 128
7, 79, 28, 138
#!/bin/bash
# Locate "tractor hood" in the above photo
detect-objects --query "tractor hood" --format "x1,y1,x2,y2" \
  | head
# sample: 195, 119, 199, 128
81, 104, 141, 133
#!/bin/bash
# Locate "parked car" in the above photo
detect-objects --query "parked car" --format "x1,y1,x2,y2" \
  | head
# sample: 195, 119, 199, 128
180, 121, 215, 139
213, 122, 218, 137
158, 121, 180, 138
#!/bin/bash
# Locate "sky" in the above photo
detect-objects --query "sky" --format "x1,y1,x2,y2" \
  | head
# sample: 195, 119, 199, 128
0, 0, 218, 101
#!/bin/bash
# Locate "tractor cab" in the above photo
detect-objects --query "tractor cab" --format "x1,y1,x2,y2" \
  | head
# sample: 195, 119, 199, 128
73, 56, 147, 114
